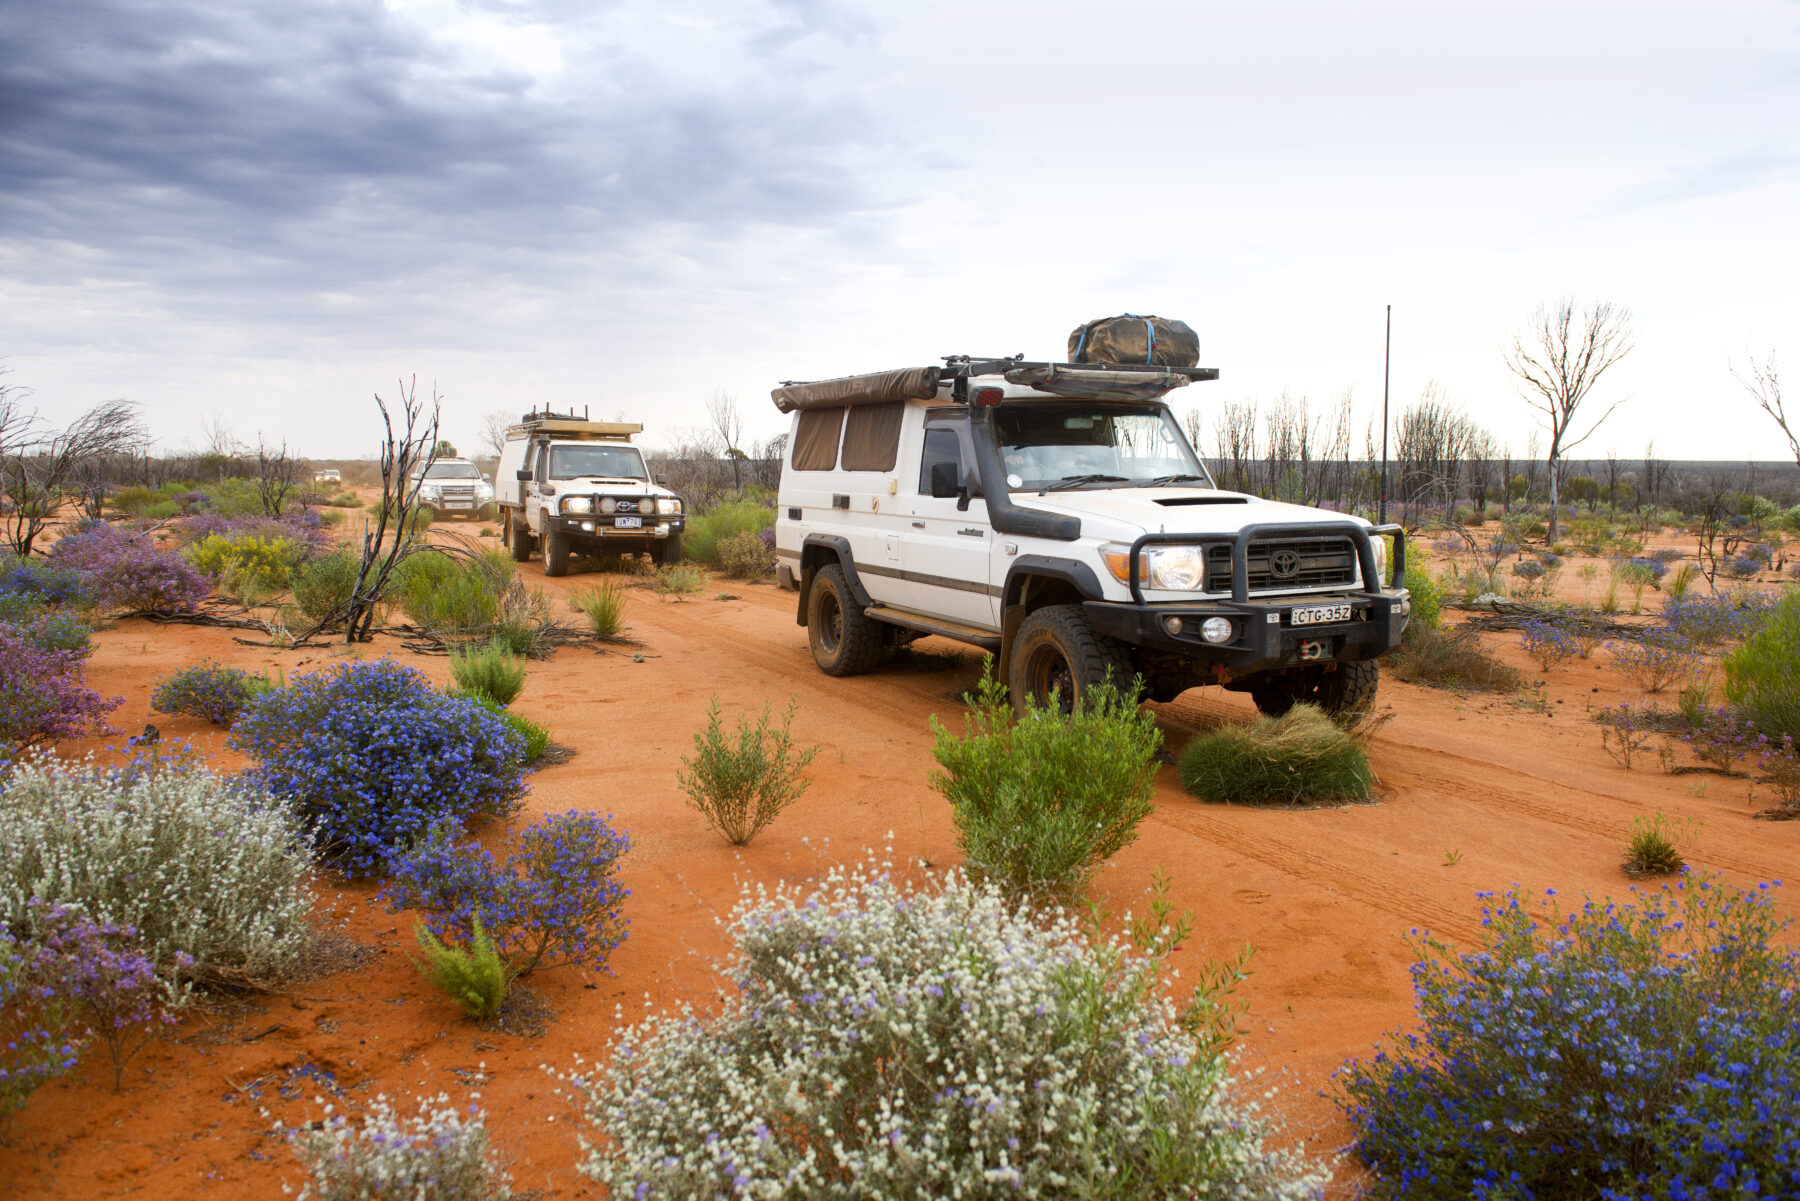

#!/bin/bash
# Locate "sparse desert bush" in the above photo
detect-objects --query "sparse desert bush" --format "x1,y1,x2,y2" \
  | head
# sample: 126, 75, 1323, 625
683, 498, 773, 567
29, 907, 172, 1091
677, 696, 819, 846
1608, 632, 1699, 694
1595, 704, 1654, 769
150, 661, 272, 725
1723, 589, 1800, 741
1336, 875, 1800, 1199
1760, 734, 1800, 815
449, 641, 527, 707
1684, 707, 1760, 774
716, 529, 775, 579
570, 858, 1328, 1201
284, 1094, 512, 1201
1178, 704, 1374, 807
569, 581, 626, 636
383, 810, 630, 977
48, 524, 211, 613
0, 749, 314, 990
930, 665, 1158, 905
231, 660, 527, 878
1517, 618, 1578, 671
651, 562, 706, 598
411, 916, 512, 1020
1387, 625, 1521, 693
1621, 811, 1691, 877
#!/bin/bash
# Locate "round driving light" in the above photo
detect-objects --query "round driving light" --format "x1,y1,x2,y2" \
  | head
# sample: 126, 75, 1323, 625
1162, 615, 1184, 636
599, 496, 616, 514
1200, 616, 1233, 644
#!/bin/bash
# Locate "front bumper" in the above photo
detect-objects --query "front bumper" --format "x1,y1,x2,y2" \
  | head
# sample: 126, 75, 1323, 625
549, 514, 684, 538
1085, 589, 1411, 677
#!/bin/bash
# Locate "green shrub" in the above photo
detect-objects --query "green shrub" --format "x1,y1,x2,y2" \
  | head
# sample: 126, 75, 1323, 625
717, 530, 774, 580
651, 563, 706, 599
1389, 625, 1521, 692
570, 581, 627, 636
330, 491, 363, 508
676, 696, 820, 846
1622, 811, 1690, 877
108, 486, 163, 517
1336, 875, 1800, 1199
684, 499, 773, 566
1723, 588, 1800, 740
293, 549, 361, 622
449, 641, 527, 707
1400, 565, 1442, 634
395, 552, 502, 631
1178, 704, 1374, 806
411, 916, 512, 1020
930, 663, 1159, 906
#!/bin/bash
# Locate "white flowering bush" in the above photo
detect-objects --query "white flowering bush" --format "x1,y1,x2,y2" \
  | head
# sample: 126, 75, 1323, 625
283, 1093, 510, 1201
0, 747, 314, 990
569, 860, 1328, 1199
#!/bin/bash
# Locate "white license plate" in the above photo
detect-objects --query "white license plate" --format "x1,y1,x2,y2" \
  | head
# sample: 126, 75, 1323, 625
614, 515, 642, 529
1291, 603, 1352, 626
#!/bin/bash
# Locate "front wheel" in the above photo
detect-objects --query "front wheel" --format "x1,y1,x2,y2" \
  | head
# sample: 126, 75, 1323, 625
806, 564, 884, 676
1007, 604, 1134, 717
543, 526, 571, 577
649, 531, 683, 566
1249, 660, 1379, 721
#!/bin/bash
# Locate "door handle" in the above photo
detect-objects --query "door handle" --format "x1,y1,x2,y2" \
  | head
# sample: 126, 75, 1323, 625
911, 521, 925, 528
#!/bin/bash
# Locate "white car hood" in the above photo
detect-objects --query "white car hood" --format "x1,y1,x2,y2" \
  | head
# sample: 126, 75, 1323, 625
1005, 487, 1369, 538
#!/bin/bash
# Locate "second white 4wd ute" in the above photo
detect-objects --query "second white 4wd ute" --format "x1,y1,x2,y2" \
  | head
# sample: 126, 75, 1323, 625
771, 355, 1410, 717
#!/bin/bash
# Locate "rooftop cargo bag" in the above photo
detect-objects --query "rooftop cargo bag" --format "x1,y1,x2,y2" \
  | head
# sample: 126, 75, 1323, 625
1067, 314, 1199, 369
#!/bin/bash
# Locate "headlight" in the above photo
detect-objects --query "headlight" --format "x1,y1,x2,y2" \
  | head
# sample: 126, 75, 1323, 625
562, 496, 593, 515
1145, 546, 1205, 591
1369, 534, 1389, 584
665, 497, 683, 514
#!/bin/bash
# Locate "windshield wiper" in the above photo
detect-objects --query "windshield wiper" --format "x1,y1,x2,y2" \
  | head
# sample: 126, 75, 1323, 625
1041, 473, 1129, 492
1141, 473, 1209, 488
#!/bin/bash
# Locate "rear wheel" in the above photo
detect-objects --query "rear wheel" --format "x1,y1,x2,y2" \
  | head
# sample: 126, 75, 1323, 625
1249, 660, 1379, 721
543, 526, 571, 577
1007, 604, 1134, 717
807, 564, 884, 676
507, 512, 534, 563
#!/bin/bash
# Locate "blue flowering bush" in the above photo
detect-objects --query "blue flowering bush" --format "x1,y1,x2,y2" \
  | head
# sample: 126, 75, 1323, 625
0, 556, 93, 611
1336, 875, 1800, 1199
1661, 591, 1775, 645
1517, 619, 1579, 671
0, 926, 84, 1120
150, 661, 272, 725
231, 660, 527, 878
1608, 632, 1699, 694
382, 810, 630, 976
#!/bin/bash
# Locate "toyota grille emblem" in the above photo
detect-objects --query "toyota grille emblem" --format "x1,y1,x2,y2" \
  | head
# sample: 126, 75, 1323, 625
1269, 549, 1301, 579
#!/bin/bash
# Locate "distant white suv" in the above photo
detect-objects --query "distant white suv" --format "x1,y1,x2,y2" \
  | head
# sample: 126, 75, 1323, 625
772, 355, 1410, 716
411, 459, 495, 519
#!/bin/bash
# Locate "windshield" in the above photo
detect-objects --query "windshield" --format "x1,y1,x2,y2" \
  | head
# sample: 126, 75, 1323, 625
423, 462, 481, 479
993, 403, 1213, 490
548, 445, 647, 481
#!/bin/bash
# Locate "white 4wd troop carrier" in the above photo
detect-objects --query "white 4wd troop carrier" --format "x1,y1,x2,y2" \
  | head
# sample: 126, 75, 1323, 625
772, 355, 1411, 716
495, 411, 686, 577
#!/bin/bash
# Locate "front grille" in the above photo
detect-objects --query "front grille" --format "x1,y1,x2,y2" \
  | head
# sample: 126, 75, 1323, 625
1205, 537, 1359, 593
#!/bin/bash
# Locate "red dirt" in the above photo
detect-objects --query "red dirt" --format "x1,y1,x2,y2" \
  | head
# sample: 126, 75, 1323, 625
4, 539, 1796, 1198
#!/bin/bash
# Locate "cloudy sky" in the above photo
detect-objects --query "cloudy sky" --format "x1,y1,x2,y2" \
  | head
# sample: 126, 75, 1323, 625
3, 0, 1797, 463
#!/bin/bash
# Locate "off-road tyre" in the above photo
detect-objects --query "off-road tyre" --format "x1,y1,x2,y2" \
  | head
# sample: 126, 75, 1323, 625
543, 526, 571, 577
1249, 660, 1379, 722
1008, 604, 1134, 717
807, 564, 884, 677
649, 531, 683, 567
506, 512, 534, 563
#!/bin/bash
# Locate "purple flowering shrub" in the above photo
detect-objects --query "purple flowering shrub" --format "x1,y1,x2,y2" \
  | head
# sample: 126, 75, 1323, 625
150, 661, 271, 725
1685, 707, 1760, 774
0, 624, 121, 750
1517, 619, 1578, 671
383, 810, 630, 976
0, 556, 93, 610
30, 906, 175, 1092
0, 927, 84, 1119
48, 523, 210, 613
1336, 875, 1800, 1199
231, 660, 527, 878
1661, 591, 1776, 645
1607, 632, 1699, 694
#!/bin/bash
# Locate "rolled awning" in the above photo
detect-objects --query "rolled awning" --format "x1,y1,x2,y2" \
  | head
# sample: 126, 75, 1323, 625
772, 366, 942, 413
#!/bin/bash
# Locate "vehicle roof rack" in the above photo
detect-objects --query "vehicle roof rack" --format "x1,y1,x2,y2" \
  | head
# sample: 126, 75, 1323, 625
939, 354, 1219, 383
772, 356, 1217, 412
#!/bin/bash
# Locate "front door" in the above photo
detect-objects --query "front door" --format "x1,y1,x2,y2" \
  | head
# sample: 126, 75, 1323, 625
901, 418, 999, 630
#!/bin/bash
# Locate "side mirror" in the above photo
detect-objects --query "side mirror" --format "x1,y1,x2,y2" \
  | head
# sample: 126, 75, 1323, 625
929, 460, 961, 499
515, 468, 532, 482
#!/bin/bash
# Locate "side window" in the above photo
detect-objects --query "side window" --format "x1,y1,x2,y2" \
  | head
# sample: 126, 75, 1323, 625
791, 407, 845, 471
917, 426, 963, 494
840, 401, 904, 472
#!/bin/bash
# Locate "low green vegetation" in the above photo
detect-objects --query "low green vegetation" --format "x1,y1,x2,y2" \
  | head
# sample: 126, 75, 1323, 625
449, 640, 528, 707
1178, 704, 1374, 806
677, 696, 820, 846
